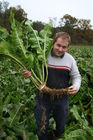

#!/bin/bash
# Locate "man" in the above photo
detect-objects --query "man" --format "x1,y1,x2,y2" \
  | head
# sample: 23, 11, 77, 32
23, 32, 81, 140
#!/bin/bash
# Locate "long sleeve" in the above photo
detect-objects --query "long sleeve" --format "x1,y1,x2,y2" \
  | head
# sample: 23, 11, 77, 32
70, 59, 81, 91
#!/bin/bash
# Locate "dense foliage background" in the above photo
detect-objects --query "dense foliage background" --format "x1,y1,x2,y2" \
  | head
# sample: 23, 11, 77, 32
0, 1, 93, 140
0, 46, 93, 140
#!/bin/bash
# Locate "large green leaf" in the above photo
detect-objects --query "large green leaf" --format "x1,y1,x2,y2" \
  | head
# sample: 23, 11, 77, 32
0, 11, 53, 89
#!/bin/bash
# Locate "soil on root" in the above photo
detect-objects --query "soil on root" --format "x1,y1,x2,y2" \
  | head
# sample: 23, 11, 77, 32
40, 105, 46, 133
39, 85, 68, 100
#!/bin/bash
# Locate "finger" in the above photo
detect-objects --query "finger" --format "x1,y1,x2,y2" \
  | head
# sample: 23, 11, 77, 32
22, 70, 31, 75
68, 88, 75, 92
22, 69, 27, 73
68, 85, 74, 88
68, 90, 77, 94
68, 91, 76, 94
25, 72, 31, 76
68, 86, 77, 92
24, 74, 30, 78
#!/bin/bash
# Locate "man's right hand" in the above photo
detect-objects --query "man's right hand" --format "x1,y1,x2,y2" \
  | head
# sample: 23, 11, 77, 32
22, 69, 31, 78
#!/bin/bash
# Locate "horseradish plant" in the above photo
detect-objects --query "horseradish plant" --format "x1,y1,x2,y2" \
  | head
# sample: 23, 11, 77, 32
0, 11, 68, 95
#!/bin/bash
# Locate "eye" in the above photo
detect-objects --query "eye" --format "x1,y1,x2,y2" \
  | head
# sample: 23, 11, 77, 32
57, 44, 61, 47
62, 46, 67, 49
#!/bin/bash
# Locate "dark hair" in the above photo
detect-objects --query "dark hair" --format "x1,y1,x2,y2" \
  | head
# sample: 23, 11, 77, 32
53, 32, 71, 45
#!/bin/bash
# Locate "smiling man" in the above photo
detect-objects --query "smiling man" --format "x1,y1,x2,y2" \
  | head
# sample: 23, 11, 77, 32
23, 32, 81, 140
34, 32, 81, 140
53, 35, 69, 57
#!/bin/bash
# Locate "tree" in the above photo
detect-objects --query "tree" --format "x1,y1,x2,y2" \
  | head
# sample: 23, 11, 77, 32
77, 19, 92, 30
59, 14, 78, 44
0, 1, 9, 27
0, 0, 9, 12
59, 14, 78, 29
32, 21, 44, 33
58, 14, 93, 45
0, 1, 27, 31
11, 5, 27, 23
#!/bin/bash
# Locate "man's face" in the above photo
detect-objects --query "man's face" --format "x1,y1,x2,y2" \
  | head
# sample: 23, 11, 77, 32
53, 37, 69, 57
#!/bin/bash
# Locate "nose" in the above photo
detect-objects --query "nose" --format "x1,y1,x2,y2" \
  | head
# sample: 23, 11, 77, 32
59, 47, 63, 51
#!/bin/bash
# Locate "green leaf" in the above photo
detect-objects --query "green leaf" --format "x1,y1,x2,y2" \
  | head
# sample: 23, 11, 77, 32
0, 26, 9, 41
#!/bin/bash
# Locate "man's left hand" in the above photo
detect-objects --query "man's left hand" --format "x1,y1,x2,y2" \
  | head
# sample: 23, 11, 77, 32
68, 85, 78, 94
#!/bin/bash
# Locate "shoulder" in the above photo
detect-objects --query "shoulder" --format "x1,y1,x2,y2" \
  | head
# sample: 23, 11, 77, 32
65, 52, 76, 62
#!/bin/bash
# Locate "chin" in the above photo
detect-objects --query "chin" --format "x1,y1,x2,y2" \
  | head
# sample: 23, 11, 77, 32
56, 54, 62, 57
57, 53, 63, 56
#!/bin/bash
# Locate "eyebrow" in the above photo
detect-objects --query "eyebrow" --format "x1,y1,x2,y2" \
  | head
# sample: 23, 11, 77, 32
57, 43, 68, 48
